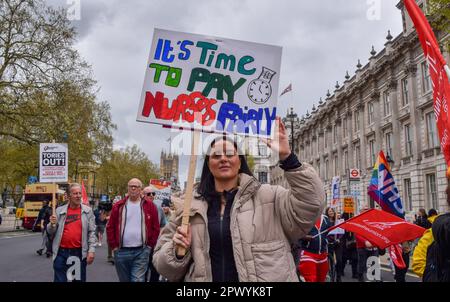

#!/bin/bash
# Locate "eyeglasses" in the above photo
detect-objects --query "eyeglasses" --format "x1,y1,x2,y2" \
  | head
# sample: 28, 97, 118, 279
145, 192, 156, 197
128, 185, 140, 189
210, 150, 237, 160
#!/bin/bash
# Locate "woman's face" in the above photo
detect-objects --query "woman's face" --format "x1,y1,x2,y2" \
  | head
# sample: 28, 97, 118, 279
327, 208, 335, 218
208, 140, 241, 182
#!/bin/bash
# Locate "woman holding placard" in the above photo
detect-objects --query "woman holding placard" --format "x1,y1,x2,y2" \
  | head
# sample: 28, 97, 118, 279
153, 117, 325, 282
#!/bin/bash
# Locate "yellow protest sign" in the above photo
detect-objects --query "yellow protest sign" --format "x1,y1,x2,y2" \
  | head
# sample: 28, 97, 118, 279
343, 197, 354, 214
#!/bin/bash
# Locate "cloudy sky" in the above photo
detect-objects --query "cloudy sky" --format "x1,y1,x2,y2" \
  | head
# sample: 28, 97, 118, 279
47, 0, 403, 187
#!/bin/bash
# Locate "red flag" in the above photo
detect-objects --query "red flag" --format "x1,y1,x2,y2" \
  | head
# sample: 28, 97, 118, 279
327, 209, 425, 249
389, 244, 406, 269
403, 0, 450, 167
81, 180, 89, 206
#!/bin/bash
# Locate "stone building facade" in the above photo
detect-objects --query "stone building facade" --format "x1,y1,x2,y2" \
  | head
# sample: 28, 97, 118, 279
271, 0, 450, 218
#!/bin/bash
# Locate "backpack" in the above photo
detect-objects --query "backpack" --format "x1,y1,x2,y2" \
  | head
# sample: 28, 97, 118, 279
423, 241, 450, 282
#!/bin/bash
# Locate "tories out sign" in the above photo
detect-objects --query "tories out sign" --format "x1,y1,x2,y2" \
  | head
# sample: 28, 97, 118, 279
39, 143, 68, 183
137, 28, 282, 137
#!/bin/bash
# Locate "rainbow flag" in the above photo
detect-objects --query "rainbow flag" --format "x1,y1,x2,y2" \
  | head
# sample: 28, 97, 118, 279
367, 151, 404, 218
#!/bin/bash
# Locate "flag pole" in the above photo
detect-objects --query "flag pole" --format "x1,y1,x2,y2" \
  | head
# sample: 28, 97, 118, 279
290, 87, 294, 109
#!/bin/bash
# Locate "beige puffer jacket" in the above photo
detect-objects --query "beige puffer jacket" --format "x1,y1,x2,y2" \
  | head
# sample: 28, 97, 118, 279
153, 163, 325, 282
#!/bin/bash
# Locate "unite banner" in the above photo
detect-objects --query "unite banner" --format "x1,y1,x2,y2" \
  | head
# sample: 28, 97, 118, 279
136, 28, 283, 138
39, 143, 68, 183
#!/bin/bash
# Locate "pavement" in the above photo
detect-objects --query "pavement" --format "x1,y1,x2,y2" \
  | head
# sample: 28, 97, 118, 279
0, 231, 118, 282
0, 214, 22, 233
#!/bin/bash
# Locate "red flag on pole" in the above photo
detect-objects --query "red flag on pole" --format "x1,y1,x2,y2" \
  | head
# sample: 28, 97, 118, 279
326, 209, 426, 249
403, 0, 450, 168
81, 180, 89, 206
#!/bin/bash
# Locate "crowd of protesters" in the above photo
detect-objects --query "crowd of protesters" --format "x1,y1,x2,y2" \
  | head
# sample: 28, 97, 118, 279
35, 119, 449, 282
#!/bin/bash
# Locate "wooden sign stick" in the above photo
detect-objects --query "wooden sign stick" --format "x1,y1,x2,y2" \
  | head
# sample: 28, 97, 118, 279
52, 183, 56, 216
176, 130, 200, 257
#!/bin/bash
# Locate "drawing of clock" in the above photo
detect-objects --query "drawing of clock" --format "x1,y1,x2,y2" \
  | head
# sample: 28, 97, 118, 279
247, 67, 276, 105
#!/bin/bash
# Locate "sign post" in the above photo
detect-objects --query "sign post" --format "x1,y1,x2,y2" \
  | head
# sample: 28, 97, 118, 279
177, 131, 200, 256
137, 29, 282, 255
348, 168, 361, 215
39, 142, 68, 217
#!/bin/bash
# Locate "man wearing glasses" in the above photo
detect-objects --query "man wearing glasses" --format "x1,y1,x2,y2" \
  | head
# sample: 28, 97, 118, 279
106, 178, 160, 282
143, 186, 167, 282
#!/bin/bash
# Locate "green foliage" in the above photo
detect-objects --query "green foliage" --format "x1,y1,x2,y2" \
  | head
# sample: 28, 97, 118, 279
95, 145, 160, 197
428, 0, 450, 52
0, 0, 119, 196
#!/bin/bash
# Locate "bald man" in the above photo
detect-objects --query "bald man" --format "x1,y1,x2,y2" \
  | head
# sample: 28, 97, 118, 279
106, 178, 160, 282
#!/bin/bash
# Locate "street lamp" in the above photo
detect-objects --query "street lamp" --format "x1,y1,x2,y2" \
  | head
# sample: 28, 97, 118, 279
286, 107, 298, 150
386, 154, 394, 167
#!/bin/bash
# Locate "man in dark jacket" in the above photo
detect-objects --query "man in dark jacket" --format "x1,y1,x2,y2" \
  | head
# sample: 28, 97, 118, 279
423, 180, 450, 282
106, 178, 160, 282
36, 200, 53, 257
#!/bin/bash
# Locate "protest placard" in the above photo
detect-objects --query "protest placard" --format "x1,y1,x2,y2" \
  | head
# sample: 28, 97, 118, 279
150, 179, 172, 207
137, 28, 282, 138
39, 143, 68, 183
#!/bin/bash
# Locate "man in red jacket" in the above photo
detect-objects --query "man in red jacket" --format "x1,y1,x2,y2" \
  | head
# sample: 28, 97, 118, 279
106, 178, 160, 282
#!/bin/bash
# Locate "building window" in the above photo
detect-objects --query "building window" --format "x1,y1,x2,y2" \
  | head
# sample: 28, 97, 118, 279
317, 161, 321, 178
343, 118, 348, 138
383, 91, 391, 117
317, 136, 320, 153
369, 139, 376, 166
368, 102, 374, 125
324, 130, 328, 148
258, 144, 267, 157
402, 78, 409, 106
426, 173, 438, 210
426, 112, 439, 148
83, 174, 88, 181
385, 132, 393, 158
355, 145, 361, 169
354, 110, 360, 132
325, 159, 329, 180
334, 154, 338, 176
333, 125, 338, 144
404, 124, 413, 156
259, 172, 268, 184
421, 61, 431, 93
344, 150, 349, 172
404, 178, 412, 212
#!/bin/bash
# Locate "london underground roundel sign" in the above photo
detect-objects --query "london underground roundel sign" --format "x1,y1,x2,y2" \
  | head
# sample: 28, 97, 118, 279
350, 169, 360, 179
